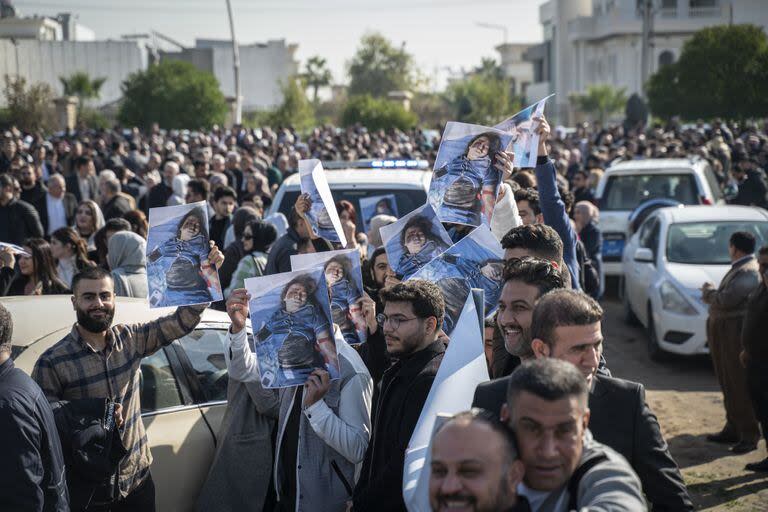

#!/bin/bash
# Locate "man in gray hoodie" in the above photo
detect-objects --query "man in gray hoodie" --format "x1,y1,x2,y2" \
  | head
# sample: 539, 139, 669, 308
501, 359, 646, 512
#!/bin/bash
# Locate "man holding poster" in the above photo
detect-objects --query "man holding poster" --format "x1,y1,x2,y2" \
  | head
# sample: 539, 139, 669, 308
223, 287, 373, 512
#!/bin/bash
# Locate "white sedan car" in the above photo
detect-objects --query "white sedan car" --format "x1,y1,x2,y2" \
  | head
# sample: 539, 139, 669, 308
622, 205, 768, 359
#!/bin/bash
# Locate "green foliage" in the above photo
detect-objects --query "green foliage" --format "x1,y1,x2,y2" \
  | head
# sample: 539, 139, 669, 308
474, 57, 505, 81
118, 60, 227, 129
341, 95, 418, 131
265, 77, 316, 130
411, 92, 452, 128
569, 84, 627, 124
2, 76, 56, 132
347, 33, 416, 97
444, 73, 520, 126
303, 56, 332, 104
77, 107, 111, 130
59, 71, 106, 106
647, 24, 768, 120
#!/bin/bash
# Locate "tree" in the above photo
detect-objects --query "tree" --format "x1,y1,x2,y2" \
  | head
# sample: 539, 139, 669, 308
303, 56, 332, 104
267, 77, 316, 130
569, 84, 627, 124
647, 24, 768, 120
347, 33, 417, 97
444, 73, 520, 126
2, 76, 56, 132
473, 57, 505, 81
341, 95, 418, 131
118, 60, 227, 129
59, 71, 106, 106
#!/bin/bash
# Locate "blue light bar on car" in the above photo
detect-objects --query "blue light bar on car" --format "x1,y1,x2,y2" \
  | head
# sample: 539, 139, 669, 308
370, 159, 429, 169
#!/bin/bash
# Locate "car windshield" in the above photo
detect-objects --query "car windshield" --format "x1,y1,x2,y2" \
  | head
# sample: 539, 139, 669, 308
667, 221, 768, 264
600, 173, 699, 211
277, 188, 427, 230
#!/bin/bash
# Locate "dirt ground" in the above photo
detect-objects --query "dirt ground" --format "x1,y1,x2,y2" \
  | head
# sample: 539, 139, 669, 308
601, 298, 768, 511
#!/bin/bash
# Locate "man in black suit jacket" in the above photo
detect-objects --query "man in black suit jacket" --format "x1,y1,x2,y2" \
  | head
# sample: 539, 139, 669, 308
37, 174, 77, 235
65, 156, 98, 203
475, 289, 693, 511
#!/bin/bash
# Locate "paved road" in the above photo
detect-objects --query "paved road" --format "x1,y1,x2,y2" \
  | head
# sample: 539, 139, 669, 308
601, 298, 768, 511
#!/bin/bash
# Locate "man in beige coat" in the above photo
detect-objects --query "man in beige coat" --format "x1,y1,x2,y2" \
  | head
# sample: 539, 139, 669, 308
702, 231, 761, 453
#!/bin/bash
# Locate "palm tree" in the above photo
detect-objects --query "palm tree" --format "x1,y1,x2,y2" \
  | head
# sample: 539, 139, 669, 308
59, 72, 107, 107
569, 84, 627, 124
303, 56, 332, 104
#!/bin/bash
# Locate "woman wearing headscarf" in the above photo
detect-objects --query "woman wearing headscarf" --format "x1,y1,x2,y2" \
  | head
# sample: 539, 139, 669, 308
225, 220, 277, 298
73, 199, 105, 253
108, 230, 148, 298
167, 173, 191, 206
219, 206, 260, 292
574, 200, 603, 298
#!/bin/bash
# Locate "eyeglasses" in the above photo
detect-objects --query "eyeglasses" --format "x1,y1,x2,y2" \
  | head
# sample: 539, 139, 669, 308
376, 313, 420, 330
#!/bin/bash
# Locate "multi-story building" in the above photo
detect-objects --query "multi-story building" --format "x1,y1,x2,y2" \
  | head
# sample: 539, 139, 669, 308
525, 0, 768, 124
495, 42, 535, 100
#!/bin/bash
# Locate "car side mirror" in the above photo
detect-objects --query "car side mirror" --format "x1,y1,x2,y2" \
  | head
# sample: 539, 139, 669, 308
634, 247, 654, 263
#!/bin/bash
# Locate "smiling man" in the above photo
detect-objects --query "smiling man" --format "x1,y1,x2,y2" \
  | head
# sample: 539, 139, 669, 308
501, 359, 645, 512
32, 256, 223, 510
528, 290, 693, 511
429, 409, 527, 512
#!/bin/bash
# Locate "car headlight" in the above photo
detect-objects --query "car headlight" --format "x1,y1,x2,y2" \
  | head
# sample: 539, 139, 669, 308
659, 280, 698, 316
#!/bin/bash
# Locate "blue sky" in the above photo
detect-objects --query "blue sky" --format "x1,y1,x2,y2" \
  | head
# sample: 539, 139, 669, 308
17, 0, 545, 89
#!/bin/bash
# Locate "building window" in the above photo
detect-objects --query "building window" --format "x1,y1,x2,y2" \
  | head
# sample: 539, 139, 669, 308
690, 0, 718, 7
658, 50, 675, 67
689, 0, 719, 17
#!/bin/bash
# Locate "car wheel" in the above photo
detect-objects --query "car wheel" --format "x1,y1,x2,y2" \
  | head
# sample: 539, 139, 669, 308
646, 305, 669, 362
622, 279, 640, 326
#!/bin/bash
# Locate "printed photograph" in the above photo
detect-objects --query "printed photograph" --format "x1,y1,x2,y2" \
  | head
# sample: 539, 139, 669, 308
430, 122, 513, 227
359, 194, 399, 232
408, 225, 504, 335
493, 94, 554, 169
146, 201, 223, 308
291, 248, 367, 345
380, 203, 453, 280
244, 268, 339, 389
299, 159, 347, 246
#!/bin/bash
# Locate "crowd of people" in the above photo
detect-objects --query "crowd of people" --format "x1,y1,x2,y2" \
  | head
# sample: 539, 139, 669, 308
0, 114, 767, 512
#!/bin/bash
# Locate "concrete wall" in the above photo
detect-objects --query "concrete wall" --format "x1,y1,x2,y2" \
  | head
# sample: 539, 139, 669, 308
0, 39, 146, 107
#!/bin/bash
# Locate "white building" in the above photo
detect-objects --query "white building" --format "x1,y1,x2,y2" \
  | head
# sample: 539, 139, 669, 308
525, 0, 768, 124
494, 43, 535, 100
162, 39, 300, 111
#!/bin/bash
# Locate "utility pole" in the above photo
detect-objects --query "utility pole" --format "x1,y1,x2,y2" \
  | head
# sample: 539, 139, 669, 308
639, 0, 656, 98
225, 0, 242, 125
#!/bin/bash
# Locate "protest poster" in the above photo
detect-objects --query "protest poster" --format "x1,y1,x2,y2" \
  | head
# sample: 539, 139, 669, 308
243, 268, 339, 389
380, 203, 452, 280
429, 122, 514, 227
146, 201, 222, 308
359, 193, 399, 232
494, 94, 555, 169
299, 159, 347, 246
403, 291, 490, 512
291, 248, 367, 345
408, 225, 504, 336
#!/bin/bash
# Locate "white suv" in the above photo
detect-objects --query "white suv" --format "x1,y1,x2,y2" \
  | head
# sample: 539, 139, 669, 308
266, 160, 432, 229
595, 158, 723, 276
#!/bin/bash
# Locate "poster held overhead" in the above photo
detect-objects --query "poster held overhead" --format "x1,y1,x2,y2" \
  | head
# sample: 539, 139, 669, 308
359, 193, 399, 232
299, 159, 347, 246
407, 225, 504, 336
146, 201, 223, 308
244, 268, 339, 389
291, 248, 367, 345
403, 291, 490, 512
429, 122, 513, 227
493, 94, 555, 169
380, 203, 453, 280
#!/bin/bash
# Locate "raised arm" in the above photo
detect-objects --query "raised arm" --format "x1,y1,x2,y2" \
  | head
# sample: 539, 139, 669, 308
222, 288, 263, 382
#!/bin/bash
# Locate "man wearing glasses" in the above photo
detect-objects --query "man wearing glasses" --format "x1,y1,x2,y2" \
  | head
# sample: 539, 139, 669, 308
353, 280, 446, 512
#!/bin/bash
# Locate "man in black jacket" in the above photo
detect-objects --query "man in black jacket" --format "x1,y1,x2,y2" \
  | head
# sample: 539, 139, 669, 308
265, 207, 309, 275
353, 280, 446, 512
38, 174, 78, 236
65, 156, 99, 203
0, 173, 44, 245
729, 155, 768, 209
0, 303, 69, 511
526, 289, 692, 511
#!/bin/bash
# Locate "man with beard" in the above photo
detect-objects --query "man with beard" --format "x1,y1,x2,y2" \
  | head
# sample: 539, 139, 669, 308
429, 409, 528, 512
32, 256, 223, 511
353, 280, 446, 512
472, 257, 564, 410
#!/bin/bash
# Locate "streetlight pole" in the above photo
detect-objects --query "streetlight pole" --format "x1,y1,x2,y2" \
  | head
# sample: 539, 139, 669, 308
476, 22, 508, 44
225, 0, 242, 125
639, 0, 656, 98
